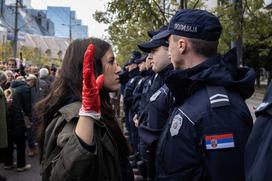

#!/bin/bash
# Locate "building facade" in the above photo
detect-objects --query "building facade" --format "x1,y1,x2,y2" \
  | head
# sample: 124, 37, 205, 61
46, 6, 88, 40
5, 0, 31, 9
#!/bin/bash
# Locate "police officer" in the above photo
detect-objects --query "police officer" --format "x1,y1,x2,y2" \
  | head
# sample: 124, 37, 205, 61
245, 82, 272, 181
131, 54, 150, 123
123, 51, 142, 149
119, 64, 130, 96
143, 26, 169, 100
153, 9, 256, 181
134, 28, 174, 180
126, 53, 149, 153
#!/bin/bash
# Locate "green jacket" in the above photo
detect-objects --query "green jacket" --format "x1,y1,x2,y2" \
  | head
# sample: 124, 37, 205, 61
41, 102, 132, 181
0, 87, 8, 149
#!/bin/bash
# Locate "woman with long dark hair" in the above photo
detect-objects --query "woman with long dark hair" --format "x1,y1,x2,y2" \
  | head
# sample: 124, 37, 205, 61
36, 38, 134, 181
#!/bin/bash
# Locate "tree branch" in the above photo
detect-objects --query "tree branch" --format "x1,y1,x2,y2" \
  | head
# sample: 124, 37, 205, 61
151, 0, 169, 23
193, 0, 200, 9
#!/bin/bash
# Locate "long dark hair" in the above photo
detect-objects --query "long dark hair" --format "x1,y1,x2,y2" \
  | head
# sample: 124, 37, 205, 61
36, 38, 129, 157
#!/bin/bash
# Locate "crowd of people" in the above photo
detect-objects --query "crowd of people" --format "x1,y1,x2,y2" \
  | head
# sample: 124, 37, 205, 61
0, 58, 56, 180
0, 8, 272, 181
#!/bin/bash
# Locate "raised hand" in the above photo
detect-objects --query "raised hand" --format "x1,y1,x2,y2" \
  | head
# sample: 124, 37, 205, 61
79, 44, 104, 120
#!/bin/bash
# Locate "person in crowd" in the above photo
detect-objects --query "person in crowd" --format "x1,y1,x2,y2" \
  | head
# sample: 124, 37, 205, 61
3, 70, 14, 90
245, 82, 272, 181
29, 66, 39, 77
49, 64, 57, 80
0, 61, 6, 71
25, 71, 51, 157
24, 74, 40, 157
38, 68, 51, 94
0, 71, 8, 181
153, 9, 256, 181
4, 75, 32, 172
0, 71, 8, 156
36, 38, 134, 181
4, 70, 14, 82
39, 68, 53, 87
41, 66, 55, 83
6, 58, 17, 72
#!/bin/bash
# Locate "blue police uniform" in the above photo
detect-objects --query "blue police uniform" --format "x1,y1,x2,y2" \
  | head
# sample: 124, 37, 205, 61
131, 69, 153, 118
119, 67, 130, 96
138, 85, 173, 145
245, 82, 272, 181
135, 64, 173, 180
122, 51, 142, 147
123, 68, 142, 150
155, 49, 256, 181
138, 64, 173, 145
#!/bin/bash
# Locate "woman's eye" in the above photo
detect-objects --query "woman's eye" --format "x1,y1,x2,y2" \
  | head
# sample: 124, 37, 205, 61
109, 60, 115, 65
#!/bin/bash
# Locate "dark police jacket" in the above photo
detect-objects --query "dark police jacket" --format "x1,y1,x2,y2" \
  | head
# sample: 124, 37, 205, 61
245, 82, 272, 181
156, 49, 256, 181
138, 84, 174, 145
137, 64, 173, 124
119, 68, 130, 96
123, 68, 142, 111
138, 64, 174, 145
131, 69, 154, 118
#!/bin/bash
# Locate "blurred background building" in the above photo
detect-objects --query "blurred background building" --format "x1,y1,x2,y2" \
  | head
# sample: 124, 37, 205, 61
0, 0, 88, 59
46, 6, 88, 40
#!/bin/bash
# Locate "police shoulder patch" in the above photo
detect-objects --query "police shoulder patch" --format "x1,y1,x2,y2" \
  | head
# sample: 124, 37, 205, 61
150, 90, 161, 102
170, 114, 183, 136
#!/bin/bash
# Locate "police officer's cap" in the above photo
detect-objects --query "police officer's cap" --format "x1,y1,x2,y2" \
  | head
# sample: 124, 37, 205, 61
138, 26, 169, 53
124, 61, 131, 66
138, 38, 168, 53
128, 51, 142, 65
147, 25, 168, 38
134, 54, 148, 64
153, 9, 222, 41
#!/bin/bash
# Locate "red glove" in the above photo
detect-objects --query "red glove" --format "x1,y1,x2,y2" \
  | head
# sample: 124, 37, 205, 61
79, 44, 104, 120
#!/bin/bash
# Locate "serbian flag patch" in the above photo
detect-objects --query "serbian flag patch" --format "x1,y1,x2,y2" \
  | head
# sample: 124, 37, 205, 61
205, 133, 235, 150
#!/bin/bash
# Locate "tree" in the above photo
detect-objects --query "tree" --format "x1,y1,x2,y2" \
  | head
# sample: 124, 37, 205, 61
214, 0, 272, 63
94, 0, 204, 65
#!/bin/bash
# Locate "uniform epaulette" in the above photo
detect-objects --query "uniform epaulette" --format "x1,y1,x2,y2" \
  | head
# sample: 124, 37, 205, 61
206, 86, 230, 109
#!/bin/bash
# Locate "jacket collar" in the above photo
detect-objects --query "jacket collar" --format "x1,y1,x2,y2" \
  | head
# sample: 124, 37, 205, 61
158, 63, 173, 80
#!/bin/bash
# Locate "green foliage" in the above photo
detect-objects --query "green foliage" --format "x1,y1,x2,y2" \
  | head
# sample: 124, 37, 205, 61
95, 0, 272, 69
0, 44, 61, 67
94, 0, 179, 65
0, 42, 13, 60
214, 1, 272, 54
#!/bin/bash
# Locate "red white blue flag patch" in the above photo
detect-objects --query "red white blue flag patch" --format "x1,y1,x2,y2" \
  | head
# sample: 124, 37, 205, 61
205, 133, 235, 150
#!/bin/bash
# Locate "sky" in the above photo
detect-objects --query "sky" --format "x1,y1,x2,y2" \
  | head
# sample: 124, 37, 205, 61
31, 0, 109, 38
